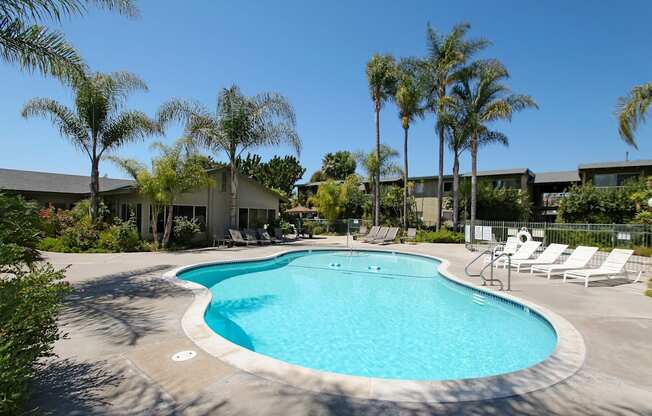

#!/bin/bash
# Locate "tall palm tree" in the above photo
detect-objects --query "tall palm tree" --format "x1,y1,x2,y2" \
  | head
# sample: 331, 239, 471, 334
451, 59, 537, 223
157, 85, 301, 228
393, 69, 424, 228
366, 53, 397, 226
440, 110, 508, 229
355, 144, 402, 221
1, 0, 138, 81
616, 82, 652, 148
418, 22, 488, 230
22, 71, 159, 221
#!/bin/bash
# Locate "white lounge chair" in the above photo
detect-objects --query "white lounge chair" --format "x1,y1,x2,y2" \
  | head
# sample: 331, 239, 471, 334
484, 237, 519, 264
362, 226, 382, 243
563, 249, 634, 288
494, 241, 542, 268
374, 227, 399, 245
366, 226, 388, 243
530, 246, 598, 279
509, 243, 569, 272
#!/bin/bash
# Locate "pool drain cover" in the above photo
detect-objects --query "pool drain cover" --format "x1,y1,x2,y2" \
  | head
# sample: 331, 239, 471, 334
172, 350, 197, 362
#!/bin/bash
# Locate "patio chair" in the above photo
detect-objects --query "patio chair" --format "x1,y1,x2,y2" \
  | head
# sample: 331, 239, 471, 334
563, 248, 634, 288
362, 226, 383, 243
493, 241, 542, 268
243, 228, 267, 245
530, 246, 598, 279
508, 243, 568, 272
257, 228, 274, 244
401, 228, 417, 244
484, 237, 519, 264
272, 227, 286, 243
373, 227, 399, 245
354, 225, 372, 240
228, 229, 252, 246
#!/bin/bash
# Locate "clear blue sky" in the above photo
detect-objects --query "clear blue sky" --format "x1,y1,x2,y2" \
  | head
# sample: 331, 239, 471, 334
2, 0, 652, 181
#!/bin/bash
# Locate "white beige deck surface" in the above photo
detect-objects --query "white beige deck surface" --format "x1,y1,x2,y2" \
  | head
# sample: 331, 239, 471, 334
32, 236, 652, 415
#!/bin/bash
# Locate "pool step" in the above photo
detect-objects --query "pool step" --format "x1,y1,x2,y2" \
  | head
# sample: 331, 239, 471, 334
472, 293, 486, 306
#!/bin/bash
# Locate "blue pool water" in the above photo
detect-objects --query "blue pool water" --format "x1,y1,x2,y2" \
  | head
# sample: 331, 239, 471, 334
179, 250, 557, 380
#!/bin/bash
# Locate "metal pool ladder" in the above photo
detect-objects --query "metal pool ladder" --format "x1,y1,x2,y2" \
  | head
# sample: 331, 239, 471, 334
464, 249, 512, 291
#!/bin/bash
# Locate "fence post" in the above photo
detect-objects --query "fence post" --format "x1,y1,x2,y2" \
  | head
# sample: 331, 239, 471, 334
507, 254, 512, 291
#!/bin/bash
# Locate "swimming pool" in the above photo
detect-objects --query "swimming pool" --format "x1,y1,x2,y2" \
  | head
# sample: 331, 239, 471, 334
179, 249, 558, 381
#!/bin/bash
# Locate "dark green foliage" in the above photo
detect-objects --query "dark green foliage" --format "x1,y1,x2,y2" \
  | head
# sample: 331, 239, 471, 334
557, 183, 639, 224
97, 217, 140, 252
380, 185, 417, 226
173, 216, 201, 247
321, 151, 357, 180
237, 153, 306, 196
416, 229, 464, 243
0, 192, 42, 272
459, 184, 531, 221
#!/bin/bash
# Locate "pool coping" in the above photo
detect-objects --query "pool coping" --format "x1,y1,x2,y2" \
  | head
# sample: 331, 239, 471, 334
162, 247, 586, 403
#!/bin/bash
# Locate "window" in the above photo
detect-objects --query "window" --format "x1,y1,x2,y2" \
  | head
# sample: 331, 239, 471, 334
443, 181, 453, 192
492, 178, 520, 189
238, 208, 248, 229
267, 209, 276, 224
173, 205, 194, 219
593, 173, 639, 187
195, 206, 207, 230
414, 182, 424, 195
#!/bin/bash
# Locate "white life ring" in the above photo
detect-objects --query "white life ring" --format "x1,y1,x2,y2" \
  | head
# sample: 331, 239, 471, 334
516, 227, 532, 244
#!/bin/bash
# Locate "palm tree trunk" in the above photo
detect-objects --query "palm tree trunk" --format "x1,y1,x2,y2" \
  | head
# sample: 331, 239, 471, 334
470, 133, 478, 225
452, 151, 460, 230
151, 205, 160, 250
403, 125, 409, 229
162, 205, 174, 248
374, 98, 381, 226
436, 122, 445, 231
89, 156, 100, 222
229, 160, 238, 228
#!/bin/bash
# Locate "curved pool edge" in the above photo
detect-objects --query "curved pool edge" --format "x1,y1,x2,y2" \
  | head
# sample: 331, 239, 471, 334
162, 247, 586, 403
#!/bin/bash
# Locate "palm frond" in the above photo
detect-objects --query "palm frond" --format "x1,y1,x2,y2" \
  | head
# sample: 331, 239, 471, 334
100, 110, 160, 155
105, 155, 145, 180
1, 0, 138, 21
0, 17, 85, 80
21, 97, 90, 154
616, 82, 652, 148
157, 98, 211, 129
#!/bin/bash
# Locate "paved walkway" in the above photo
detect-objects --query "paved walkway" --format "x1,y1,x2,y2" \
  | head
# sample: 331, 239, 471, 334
31, 237, 652, 415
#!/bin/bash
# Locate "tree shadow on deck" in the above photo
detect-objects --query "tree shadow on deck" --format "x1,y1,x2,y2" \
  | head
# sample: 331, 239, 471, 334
60, 265, 187, 346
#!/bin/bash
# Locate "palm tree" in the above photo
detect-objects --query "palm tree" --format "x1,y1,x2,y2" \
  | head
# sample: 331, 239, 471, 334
366, 53, 398, 226
22, 71, 160, 222
1, 0, 137, 81
418, 22, 489, 230
616, 82, 652, 148
109, 139, 213, 248
440, 110, 508, 229
450, 59, 537, 223
157, 85, 301, 228
393, 68, 424, 228
355, 144, 402, 221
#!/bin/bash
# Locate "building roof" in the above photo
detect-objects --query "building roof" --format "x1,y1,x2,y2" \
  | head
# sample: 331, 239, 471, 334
578, 160, 652, 170
461, 168, 532, 177
533, 170, 581, 184
0, 168, 134, 194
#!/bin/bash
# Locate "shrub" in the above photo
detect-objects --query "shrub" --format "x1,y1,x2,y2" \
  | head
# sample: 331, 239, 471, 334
37, 237, 69, 253
0, 257, 71, 414
312, 226, 325, 235
416, 230, 464, 244
97, 217, 141, 252
0, 193, 43, 272
557, 183, 640, 224
646, 278, 652, 297
60, 219, 98, 252
173, 216, 201, 247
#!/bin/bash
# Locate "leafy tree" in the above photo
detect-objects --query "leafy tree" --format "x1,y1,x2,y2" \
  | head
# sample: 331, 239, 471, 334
22, 71, 160, 222
557, 183, 640, 224
340, 175, 369, 219
1, 0, 138, 81
308, 180, 342, 223
321, 151, 356, 180
393, 67, 424, 228
158, 85, 301, 228
366, 53, 398, 226
237, 153, 305, 196
417, 22, 488, 229
381, 184, 417, 226
309, 170, 324, 182
451, 59, 537, 223
458, 182, 531, 221
616, 82, 652, 148
110, 139, 213, 248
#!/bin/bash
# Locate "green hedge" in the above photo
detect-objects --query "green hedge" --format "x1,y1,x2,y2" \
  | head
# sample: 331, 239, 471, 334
415, 230, 464, 244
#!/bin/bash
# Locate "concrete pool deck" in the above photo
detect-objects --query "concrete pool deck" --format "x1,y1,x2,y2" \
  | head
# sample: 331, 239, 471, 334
32, 237, 652, 415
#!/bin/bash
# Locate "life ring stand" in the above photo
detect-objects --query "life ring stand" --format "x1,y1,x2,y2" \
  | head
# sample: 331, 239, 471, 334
516, 227, 532, 244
